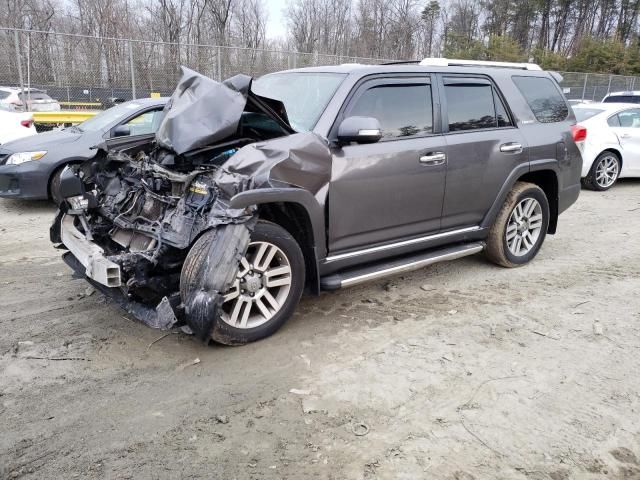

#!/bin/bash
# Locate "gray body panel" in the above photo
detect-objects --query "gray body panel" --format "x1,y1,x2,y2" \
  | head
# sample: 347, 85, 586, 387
229, 64, 582, 286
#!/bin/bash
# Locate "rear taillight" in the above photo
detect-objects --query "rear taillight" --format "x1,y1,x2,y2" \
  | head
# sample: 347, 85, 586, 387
571, 124, 587, 142
20, 119, 33, 128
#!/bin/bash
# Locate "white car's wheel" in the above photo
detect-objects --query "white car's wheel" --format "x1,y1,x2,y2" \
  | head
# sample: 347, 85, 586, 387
583, 152, 620, 191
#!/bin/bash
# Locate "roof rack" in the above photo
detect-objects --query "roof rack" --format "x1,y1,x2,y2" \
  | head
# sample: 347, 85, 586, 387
419, 58, 542, 71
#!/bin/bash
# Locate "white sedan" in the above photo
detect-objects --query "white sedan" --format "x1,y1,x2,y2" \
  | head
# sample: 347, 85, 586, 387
0, 104, 37, 145
573, 102, 640, 190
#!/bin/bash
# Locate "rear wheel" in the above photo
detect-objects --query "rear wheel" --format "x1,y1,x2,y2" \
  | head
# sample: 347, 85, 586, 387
485, 181, 550, 268
583, 152, 620, 191
181, 221, 305, 345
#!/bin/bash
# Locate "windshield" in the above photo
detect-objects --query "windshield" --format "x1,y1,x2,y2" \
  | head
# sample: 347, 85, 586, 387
573, 107, 605, 122
77, 101, 152, 132
251, 72, 346, 132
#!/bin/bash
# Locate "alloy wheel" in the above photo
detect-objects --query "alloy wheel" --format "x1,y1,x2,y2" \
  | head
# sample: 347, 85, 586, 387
506, 197, 544, 257
595, 155, 619, 189
220, 241, 292, 329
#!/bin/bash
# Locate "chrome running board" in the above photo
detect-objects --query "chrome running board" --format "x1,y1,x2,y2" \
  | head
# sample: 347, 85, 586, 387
320, 242, 484, 290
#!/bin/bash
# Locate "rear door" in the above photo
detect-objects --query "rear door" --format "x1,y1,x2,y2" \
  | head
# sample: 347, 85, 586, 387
439, 74, 527, 229
608, 108, 640, 174
328, 75, 447, 253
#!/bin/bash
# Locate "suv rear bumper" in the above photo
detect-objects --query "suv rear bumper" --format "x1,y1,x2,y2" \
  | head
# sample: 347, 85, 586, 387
60, 214, 122, 287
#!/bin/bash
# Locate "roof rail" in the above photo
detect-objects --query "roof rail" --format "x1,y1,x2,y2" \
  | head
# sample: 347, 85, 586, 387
419, 58, 542, 71
380, 60, 421, 65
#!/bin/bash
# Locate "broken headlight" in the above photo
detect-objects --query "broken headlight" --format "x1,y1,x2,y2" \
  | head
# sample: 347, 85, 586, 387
67, 194, 89, 211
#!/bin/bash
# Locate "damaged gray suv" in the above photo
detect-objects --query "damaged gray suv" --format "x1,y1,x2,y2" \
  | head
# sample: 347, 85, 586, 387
51, 59, 582, 345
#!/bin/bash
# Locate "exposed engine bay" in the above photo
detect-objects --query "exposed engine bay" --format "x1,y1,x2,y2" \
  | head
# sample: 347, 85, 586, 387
51, 67, 314, 340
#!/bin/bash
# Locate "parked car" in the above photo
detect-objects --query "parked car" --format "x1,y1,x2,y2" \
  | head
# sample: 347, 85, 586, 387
602, 91, 640, 104
51, 61, 582, 345
573, 102, 640, 190
568, 99, 594, 106
0, 97, 167, 203
0, 103, 37, 145
0, 87, 61, 112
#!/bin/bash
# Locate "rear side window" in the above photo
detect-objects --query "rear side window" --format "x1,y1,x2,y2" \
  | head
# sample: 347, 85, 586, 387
0, 91, 9, 100
513, 76, 568, 123
348, 84, 433, 139
444, 79, 513, 131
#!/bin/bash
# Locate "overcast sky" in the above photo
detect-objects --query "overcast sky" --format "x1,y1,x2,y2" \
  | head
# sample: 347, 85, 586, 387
265, 0, 288, 40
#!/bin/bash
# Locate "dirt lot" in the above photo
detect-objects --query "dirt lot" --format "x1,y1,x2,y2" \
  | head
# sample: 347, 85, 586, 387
1, 182, 640, 480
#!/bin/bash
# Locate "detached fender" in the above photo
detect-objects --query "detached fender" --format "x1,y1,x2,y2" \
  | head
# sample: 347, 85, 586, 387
229, 187, 326, 260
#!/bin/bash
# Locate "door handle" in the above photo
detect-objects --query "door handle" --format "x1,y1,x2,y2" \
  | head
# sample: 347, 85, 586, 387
620, 133, 631, 139
500, 142, 523, 154
419, 152, 446, 166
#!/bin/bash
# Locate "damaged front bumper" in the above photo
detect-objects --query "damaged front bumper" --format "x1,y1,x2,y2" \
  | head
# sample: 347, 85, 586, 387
60, 214, 122, 288
56, 212, 181, 330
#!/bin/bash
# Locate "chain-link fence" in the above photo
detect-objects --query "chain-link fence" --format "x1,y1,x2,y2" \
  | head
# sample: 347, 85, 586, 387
0, 27, 395, 108
560, 71, 639, 101
2, 26, 639, 109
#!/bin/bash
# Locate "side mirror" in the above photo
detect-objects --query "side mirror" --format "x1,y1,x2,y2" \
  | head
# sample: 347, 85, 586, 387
337, 116, 383, 144
112, 125, 131, 137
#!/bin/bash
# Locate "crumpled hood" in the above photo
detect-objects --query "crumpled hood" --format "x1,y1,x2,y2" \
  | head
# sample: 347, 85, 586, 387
155, 67, 293, 156
1, 128, 82, 153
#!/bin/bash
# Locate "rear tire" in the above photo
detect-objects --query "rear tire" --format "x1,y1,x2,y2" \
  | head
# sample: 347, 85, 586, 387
582, 151, 620, 191
485, 181, 550, 268
180, 221, 305, 345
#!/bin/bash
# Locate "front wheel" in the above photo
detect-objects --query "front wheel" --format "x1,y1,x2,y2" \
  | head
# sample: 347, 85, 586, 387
485, 181, 550, 268
49, 167, 65, 206
181, 221, 305, 345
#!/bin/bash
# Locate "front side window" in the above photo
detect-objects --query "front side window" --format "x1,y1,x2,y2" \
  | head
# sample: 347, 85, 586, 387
123, 109, 164, 135
513, 75, 568, 123
611, 108, 640, 128
348, 84, 433, 139
444, 80, 512, 132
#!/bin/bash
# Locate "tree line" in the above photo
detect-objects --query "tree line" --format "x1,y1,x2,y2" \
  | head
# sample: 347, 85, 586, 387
2, 0, 640, 85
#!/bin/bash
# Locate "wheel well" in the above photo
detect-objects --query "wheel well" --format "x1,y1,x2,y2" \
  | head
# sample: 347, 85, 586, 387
257, 202, 319, 294
47, 161, 80, 199
518, 170, 559, 234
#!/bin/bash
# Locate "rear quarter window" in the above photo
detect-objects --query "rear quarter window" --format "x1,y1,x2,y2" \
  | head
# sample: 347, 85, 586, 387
512, 76, 568, 123
0, 91, 9, 100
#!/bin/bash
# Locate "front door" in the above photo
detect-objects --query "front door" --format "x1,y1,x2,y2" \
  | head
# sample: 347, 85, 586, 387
328, 76, 447, 253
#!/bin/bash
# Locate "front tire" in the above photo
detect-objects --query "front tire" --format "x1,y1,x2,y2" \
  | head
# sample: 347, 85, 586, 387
181, 221, 305, 345
485, 181, 550, 268
49, 167, 65, 206
583, 152, 620, 191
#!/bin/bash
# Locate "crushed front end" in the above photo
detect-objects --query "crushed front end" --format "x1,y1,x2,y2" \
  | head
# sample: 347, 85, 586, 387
51, 146, 257, 332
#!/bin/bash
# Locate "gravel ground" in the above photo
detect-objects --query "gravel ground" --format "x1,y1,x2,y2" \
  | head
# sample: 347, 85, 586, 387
1, 181, 640, 480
